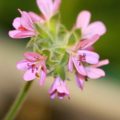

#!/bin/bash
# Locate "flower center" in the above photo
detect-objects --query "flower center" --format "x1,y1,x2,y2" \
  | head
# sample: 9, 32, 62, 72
18, 26, 27, 31
27, 63, 38, 73
80, 54, 86, 62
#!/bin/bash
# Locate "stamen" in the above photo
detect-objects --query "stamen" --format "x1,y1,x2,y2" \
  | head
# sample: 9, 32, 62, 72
35, 72, 40, 78
30, 64, 36, 73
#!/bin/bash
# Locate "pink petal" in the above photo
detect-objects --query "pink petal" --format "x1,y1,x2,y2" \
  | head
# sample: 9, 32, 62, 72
24, 52, 41, 62
84, 21, 106, 38
68, 56, 73, 72
49, 77, 69, 99
39, 70, 46, 86
63, 82, 69, 95
29, 12, 44, 23
49, 77, 69, 95
78, 50, 99, 64
36, 0, 53, 20
16, 60, 30, 70
80, 34, 100, 49
75, 74, 85, 90
76, 10, 91, 31
41, 62, 47, 73
53, 0, 61, 12
13, 17, 21, 29
50, 92, 56, 99
9, 30, 35, 39
86, 67, 105, 79
57, 81, 69, 95
86, 46, 94, 51
57, 84, 65, 93
19, 10, 34, 31
23, 69, 36, 81
49, 77, 60, 94
92, 59, 109, 68
72, 57, 87, 76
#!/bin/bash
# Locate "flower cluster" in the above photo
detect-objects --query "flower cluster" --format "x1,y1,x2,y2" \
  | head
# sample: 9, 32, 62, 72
9, 0, 109, 99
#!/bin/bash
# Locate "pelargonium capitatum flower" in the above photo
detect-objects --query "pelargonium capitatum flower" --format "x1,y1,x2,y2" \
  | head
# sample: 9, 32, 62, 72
76, 10, 106, 39
68, 34, 101, 76
68, 50, 100, 76
49, 77, 69, 99
9, 10, 42, 39
36, 0, 61, 20
75, 59, 109, 89
17, 52, 47, 86
9, 0, 109, 100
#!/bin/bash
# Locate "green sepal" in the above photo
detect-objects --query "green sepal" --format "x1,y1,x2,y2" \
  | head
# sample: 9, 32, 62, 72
54, 66, 66, 80
73, 28, 81, 39
26, 37, 36, 48
48, 13, 61, 36
54, 48, 65, 54
42, 49, 51, 58
68, 29, 81, 46
68, 34, 76, 45
34, 23, 53, 41
60, 52, 69, 65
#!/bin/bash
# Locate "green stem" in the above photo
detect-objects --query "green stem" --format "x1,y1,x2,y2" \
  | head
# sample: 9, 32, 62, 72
4, 81, 33, 120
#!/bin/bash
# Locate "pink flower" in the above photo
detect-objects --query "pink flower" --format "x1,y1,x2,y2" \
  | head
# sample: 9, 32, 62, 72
68, 34, 100, 75
68, 50, 100, 76
75, 59, 109, 89
49, 77, 69, 99
36, 0, 61, 20
17, 52, 47, 86
76, 10, 106, 39
9, 10, 42, 39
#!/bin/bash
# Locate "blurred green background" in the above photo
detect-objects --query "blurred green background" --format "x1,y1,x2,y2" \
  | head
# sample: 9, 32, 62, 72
0, 0, 120, 120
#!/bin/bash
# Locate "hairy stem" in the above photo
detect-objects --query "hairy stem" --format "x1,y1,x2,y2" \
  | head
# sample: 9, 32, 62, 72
4, 81, 33, 120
